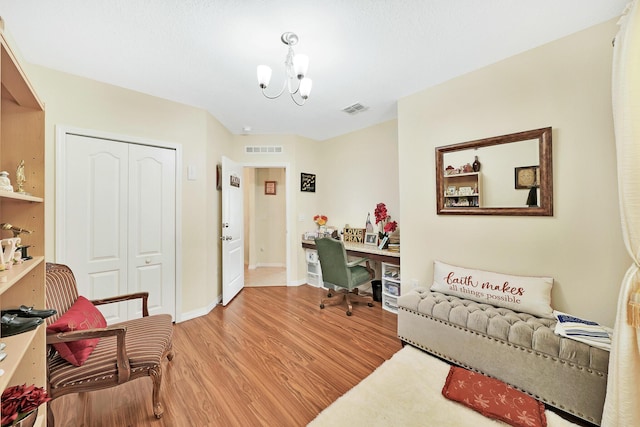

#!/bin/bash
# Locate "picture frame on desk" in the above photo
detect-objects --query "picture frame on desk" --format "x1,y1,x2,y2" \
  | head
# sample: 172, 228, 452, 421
364, 232, 377, 246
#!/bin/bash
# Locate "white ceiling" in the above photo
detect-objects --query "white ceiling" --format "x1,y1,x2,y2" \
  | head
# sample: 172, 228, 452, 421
0, 1, 628, 141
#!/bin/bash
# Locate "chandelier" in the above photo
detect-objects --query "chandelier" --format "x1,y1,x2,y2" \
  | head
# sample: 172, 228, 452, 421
257, 32, 313, 106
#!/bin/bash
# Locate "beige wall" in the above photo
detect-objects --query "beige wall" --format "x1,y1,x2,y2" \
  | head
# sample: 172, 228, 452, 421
317, 120, 400, 234
398, 19, 627, 326
26, 65, 233, 318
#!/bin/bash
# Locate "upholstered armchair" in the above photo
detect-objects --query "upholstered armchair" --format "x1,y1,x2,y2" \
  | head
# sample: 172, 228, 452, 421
315, 237, 375, 316
44, 263, 174, 426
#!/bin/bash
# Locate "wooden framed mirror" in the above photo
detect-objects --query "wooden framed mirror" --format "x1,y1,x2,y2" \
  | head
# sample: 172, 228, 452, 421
436, 127, 552, 216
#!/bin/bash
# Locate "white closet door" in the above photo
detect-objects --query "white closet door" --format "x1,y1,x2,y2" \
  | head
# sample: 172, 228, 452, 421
59, 133, 176, 323
128, 143, 176, 318
63, 134, 129, 324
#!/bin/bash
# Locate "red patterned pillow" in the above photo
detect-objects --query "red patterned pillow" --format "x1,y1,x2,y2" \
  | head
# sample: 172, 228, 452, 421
46, 296, 107, 366
442, 366, 547, 427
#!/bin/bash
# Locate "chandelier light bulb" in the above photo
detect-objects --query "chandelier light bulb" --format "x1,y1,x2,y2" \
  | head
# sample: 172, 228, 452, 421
257, 65, 272, 88
299, 78, 312, 99
293, 54, 309, 79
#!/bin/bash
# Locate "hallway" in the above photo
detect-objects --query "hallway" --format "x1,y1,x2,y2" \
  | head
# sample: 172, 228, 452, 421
244, 266, 286, 287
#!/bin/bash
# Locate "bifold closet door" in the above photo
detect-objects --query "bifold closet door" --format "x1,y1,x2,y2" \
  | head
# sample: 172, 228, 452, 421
60, 134, 176, 323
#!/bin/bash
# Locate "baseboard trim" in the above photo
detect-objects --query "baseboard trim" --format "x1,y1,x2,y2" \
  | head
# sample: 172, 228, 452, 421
179, 297, 219, 323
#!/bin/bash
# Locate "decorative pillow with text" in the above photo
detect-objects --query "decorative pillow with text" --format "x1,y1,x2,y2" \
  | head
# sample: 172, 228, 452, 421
430, 260, 554, 318
46, 296, 107, 366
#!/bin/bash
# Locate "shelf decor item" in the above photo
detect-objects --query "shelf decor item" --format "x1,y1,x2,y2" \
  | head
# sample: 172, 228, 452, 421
0, 171, 13, 192
15, 160, 29, 195
1, 383, 50, 427
472, 155, 481, 172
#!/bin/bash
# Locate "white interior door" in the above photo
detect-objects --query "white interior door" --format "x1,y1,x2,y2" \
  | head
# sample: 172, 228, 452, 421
221, 156, 244, 305
58, 133, 177, 322
128, 144, 176, 318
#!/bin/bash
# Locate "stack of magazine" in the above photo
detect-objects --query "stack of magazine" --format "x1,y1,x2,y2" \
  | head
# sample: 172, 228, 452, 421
553, 310, 613, 351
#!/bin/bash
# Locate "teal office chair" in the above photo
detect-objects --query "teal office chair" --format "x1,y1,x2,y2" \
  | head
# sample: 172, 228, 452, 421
315, 237, 375, 316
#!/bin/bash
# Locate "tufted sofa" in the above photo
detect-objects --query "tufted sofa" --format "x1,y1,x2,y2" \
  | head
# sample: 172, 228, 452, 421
397, 288, 609, 425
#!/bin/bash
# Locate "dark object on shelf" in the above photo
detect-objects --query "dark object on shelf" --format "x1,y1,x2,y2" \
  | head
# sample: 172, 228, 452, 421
526, 186, 538, 207
371, 280, 382, 302
17, 244, 32, 260
2, 305, 57, 319
1, 313, 43, 337
472, 156, 481, 172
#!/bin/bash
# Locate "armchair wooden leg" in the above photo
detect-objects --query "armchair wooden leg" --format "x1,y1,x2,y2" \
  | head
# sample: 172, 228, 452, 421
150, 365, 164, 418
166, 343, 175, 362
47, 403, 55, 427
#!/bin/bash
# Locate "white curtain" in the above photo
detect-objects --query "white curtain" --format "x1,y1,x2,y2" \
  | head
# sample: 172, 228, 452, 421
602, 1, 640, 426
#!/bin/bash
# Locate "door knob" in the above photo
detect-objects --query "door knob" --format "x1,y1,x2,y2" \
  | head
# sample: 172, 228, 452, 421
145, 258, 151, 264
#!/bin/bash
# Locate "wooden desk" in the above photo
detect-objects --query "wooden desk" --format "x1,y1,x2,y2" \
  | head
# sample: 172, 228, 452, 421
301, 239, 400, 265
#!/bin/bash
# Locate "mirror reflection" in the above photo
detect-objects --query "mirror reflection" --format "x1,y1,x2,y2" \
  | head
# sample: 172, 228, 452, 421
436, 127, 553, 216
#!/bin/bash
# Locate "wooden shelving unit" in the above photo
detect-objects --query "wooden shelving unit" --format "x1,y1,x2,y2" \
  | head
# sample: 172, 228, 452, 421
0, 19, 46, 427
443, 172, 482, 208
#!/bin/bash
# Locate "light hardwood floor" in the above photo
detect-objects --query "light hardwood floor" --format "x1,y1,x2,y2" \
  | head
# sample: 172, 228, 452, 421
49, 285, 401, 426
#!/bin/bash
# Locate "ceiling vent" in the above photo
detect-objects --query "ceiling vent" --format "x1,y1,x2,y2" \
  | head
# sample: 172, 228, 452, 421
342, 102, 369, 115
245, 146, 283, 154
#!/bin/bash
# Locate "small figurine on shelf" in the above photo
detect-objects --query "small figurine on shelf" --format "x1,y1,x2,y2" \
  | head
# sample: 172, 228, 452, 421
472, 155, 481, 172
0, 171, 13, 192
15, 160, 29, 195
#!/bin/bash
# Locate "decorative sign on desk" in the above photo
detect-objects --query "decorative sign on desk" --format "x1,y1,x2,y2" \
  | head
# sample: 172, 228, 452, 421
343, 227, 365, 243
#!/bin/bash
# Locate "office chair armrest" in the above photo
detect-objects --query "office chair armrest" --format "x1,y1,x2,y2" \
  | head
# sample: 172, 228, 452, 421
346, 257, 370, 267
91, 292, 150, 317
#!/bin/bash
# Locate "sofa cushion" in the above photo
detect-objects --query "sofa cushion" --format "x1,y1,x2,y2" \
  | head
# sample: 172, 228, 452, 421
46, 296, 107, 366
430, 260, 554, 318
442, 366, 547, 427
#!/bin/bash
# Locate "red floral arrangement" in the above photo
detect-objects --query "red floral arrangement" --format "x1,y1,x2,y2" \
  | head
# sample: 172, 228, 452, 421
1, 384, 51, 427
374, 203, 397, 240
313, 214, 328, 226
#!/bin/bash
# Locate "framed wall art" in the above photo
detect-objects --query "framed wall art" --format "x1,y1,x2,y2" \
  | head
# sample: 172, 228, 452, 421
265, 180, 276, 195
301, 173, 316, 192
514, 166, 539, 189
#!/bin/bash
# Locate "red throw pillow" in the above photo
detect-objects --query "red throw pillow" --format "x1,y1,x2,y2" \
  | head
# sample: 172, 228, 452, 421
46, 296, 107, 366
442, 366, 547, 427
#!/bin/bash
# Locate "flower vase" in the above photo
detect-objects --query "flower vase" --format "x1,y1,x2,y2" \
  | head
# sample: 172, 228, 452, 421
13, 409, 37, 427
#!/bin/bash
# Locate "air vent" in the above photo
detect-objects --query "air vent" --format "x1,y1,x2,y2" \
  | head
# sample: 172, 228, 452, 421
342, 102, 369, 115
245, 146, 283, 154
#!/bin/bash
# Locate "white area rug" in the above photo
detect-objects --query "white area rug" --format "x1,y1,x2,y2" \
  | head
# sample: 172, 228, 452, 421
308, 345, 579, 427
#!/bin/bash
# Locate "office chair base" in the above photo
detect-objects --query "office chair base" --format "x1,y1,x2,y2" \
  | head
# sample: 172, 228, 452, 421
320, 288, 374, 316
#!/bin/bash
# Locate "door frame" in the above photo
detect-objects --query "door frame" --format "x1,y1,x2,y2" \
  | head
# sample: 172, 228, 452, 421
54, 125, 183, 321
243, 161, 291, 286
